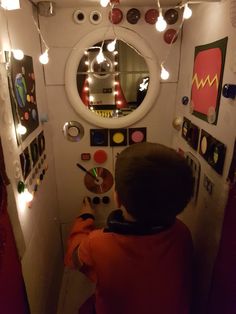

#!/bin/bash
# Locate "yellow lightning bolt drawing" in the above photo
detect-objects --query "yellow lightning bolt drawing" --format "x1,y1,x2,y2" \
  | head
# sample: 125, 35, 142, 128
192, 73, 219, 90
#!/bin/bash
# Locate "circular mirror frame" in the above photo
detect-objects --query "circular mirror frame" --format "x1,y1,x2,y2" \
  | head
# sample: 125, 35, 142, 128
65, 27, 160, 128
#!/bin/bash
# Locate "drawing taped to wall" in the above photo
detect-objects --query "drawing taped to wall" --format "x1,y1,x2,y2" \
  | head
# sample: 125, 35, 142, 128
6, 52, 39, 145
190, 37, 228, 124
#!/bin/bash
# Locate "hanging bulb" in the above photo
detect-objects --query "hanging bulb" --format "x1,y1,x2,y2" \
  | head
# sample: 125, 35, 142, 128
155, 9, 167, 32
1, 0, 21, 10
183, 3, 192, 19
96, 48, 106, 64
16, 124, 27, 135
39, 50, 49, 64
100, 0, 109, 7
161, 64, 170, 80
23, 188, 34, 203
107, 39, 117, 52
12, 49, 24, 60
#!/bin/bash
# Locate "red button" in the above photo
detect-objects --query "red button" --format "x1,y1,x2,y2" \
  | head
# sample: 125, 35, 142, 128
93, 150, 107, 164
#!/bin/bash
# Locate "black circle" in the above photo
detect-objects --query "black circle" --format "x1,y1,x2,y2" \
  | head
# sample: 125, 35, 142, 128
102, 196, 110, 204
77, 12, 85, 21
93, 196, 100, 204
92, 13, 99, 21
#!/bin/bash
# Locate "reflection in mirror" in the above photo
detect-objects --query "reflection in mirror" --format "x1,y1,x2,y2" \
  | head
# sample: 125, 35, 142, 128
77, 40, 149, 119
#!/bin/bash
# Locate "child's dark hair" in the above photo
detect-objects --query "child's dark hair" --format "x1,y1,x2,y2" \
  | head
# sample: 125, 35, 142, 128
115, 142, 194, 225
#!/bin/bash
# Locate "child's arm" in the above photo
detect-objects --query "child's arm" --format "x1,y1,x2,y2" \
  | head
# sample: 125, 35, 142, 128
64, 197, 95, 269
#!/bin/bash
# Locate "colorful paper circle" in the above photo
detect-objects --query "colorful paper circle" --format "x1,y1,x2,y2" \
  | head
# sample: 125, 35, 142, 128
113, 132, 124, 144
145, 9, 158, 24
93, 150, 108, 164
126, 8, 141, 24
131, 130, 144, 143
201, 136, 208, 154
163, 29, 178, 44
109, 8, 123, 24
164, 9, 179, 25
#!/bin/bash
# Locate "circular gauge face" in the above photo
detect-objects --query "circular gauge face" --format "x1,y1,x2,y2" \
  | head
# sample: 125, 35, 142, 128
84, 167, 114, 194
63, 121, 84, 142
201, 136, 208, 154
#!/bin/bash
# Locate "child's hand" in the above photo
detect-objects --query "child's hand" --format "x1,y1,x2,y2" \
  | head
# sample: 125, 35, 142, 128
79, 196, 94, 216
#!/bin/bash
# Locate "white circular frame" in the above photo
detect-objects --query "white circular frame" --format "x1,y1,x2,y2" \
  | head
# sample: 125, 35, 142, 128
73, 9, 86, 24
65, 27, 160, 128
89, 10, 102, 25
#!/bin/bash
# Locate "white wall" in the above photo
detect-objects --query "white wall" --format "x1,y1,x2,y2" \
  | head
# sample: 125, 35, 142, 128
173, 1, 236, 313
40, 5, 181, 224
0, 1, 62, 313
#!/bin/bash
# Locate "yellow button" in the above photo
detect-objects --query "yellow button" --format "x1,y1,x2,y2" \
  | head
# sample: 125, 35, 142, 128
113, 132, 124, 144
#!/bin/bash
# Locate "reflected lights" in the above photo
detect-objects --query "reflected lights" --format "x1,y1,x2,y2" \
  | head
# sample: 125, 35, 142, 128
107, 39, 117, 52
96, 49, 106, 64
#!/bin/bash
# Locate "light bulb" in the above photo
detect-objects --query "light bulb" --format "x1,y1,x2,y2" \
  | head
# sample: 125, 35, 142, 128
155, 11, 167, 32
183, 4, 192, 19
107, 39, 116, 52
39, 50, 49, 64
161, 65, 170, 80
16, 124, 27, 135
1, 0, 20, 10
100, 0, 109, 7
23, 188, 34, 203
96, 49, 105, 64
12, 49, 24, 60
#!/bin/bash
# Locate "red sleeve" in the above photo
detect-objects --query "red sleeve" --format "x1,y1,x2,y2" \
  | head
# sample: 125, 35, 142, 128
64, 217, 95, 269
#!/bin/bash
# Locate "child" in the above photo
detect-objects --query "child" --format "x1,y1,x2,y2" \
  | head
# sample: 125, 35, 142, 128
64, 142, 194, 314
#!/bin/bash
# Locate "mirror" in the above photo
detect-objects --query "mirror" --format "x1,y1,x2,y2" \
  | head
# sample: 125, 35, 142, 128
77, 40, 149, 119
65, 27, 160, 128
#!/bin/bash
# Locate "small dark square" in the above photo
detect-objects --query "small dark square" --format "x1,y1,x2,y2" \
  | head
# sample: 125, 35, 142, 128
20, 147, 31, 179
110, 129, 127, 146
37, 131, 45, 156
30, 138, 39, 166
90, 129, 108, 146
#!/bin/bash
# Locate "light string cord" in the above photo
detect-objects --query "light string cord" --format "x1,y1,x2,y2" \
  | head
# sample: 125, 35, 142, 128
161, 9, 185, 67
3, 9, 27, 179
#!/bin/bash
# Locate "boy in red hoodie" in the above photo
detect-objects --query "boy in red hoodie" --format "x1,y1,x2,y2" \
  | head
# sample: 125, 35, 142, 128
65, 142, 194, 314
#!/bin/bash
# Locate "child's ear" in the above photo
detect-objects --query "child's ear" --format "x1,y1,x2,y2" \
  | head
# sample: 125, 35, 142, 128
113, 190, 122, 208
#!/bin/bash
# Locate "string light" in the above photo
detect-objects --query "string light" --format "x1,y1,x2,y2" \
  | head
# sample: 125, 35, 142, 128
161, 64, 170, 80
16, 123, 27, 135
39, 49, 49, 64
23, 188, 34, 203
156, 9, 167, 32
100, 0, 110, 7
12, 49, 24, 60
107, 39, 117, 52
183, 3, 192, 19
1, 0, 21, 10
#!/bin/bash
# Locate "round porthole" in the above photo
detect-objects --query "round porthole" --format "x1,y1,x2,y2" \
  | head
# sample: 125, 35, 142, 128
73, 10, 86, 24
63, 121, 84, 142
90, 10, 102, 24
